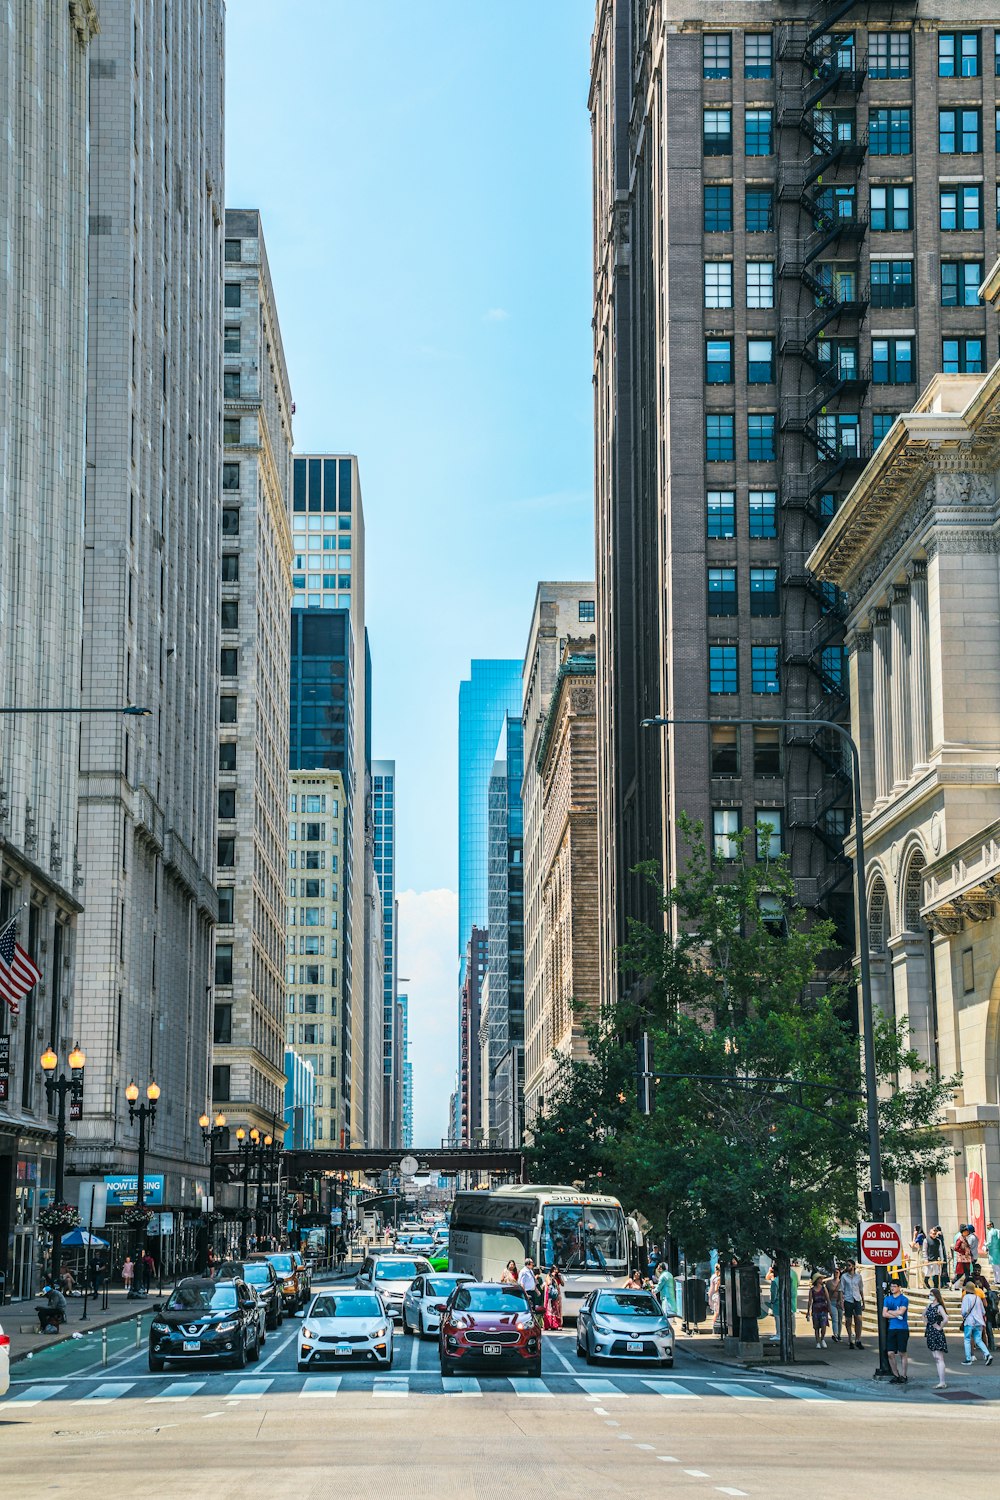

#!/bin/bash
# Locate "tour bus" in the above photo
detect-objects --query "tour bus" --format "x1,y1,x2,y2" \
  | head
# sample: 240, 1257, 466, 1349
449, 1185, 639, 1321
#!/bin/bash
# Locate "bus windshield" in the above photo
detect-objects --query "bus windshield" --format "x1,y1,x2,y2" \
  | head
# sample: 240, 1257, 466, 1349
541, 1205, 626, 1271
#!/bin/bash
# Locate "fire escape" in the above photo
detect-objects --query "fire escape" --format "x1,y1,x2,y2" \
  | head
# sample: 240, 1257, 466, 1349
776, 3, 869, 930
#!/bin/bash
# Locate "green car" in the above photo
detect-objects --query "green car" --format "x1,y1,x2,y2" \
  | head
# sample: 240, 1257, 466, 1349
428, 1253, 449, 1272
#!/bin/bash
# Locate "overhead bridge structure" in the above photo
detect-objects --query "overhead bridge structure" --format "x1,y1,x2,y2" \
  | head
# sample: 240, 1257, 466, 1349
216, 1146, 526, 1181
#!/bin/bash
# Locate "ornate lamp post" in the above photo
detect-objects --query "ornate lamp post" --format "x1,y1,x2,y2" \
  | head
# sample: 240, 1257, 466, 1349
40, 1044, 86, 1286
125, 1077, 160, 1280
235, 1127, 259, 1257
255, 1134, 273, 1242
199, 1110, 227, 1267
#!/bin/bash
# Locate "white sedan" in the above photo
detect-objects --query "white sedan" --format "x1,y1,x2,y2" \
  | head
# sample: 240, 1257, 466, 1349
401, 1272, 474, 1338
298, 1289, 394, 1371
0, 1320, 9, 1397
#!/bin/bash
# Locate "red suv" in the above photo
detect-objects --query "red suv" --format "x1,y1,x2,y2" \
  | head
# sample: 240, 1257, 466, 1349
439, 1281, 542, 1377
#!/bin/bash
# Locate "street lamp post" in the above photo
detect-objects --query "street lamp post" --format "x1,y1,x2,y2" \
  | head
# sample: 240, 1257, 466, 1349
40, 1045, 86, 1287
125, 1077, 161, 1290
641, 713, 892, 1379
235, 1127, 259, 1257
199, 1111, 227, 1268
255, 1134, 273, 1241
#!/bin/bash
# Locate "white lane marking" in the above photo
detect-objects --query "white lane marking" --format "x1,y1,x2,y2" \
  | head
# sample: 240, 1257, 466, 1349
658, 1457, 678, 1464
510, 1378, 553, 1398
148, 1380, 206, 1402
10, 1384, 66, 1406
299, 1375, 342, 1398
636, 1444, 655, 1450
201, 1411, 224, 1418
448, 1377, 482, 1396
75, 1382, 134, 1405
605, 1419, 620, 1427
593, 1406, 608, 1414
256, 1327, 300, 1372
576, 1378, 627, 1399
716, 1489, 749, 1497
684, 1472, 710, 1480
769, 1382, 838, 1401
708, 1381, 768, 1400
642, 1379, 699, 1399
409, 1336, 421, 1371
227, 1378, 273, 1399
548, 1342, 577, 1374
373, 1375, 409, 1397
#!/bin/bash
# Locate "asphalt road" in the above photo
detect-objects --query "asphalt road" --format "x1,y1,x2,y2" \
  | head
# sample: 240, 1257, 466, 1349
4, 1319, 996, 1499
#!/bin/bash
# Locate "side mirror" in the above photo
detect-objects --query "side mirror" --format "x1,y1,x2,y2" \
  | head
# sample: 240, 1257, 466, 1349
153, 1303, 163, 1313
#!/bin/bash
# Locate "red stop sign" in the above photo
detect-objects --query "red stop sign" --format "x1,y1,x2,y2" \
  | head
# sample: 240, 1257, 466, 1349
859, 1221, 902, 1266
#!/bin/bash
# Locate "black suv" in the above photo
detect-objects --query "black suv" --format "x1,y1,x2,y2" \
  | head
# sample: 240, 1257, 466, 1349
215, 1260, 284, 1330
148, 1276, 261, 1371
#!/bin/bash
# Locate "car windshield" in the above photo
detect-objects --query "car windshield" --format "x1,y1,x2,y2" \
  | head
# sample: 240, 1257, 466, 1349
311, 1295, 382, 1319
453, 1285, 529, 1313
427, 1278, 464, 1296
241, 1265, 271, 1285
595, 1292, 661, 1318
166, 1284, 236, 1313
268, 1255, 294, 1274
541, 1204, 626, 1272
375, 1260, 426, 1280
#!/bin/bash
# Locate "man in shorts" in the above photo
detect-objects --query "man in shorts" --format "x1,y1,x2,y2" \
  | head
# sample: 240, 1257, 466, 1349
882, 1277, 910, 1384
840, 1259, 865, 1349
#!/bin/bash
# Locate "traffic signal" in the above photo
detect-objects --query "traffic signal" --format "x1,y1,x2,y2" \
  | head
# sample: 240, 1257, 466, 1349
637, 1032, 655, 1115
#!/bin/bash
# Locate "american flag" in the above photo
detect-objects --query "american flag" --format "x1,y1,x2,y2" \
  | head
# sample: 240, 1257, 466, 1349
0, 920, 42, 1016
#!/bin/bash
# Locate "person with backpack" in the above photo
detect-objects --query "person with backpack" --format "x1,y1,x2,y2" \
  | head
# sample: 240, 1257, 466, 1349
923, 1287, 949, 1390
960, 1277, 993, 1365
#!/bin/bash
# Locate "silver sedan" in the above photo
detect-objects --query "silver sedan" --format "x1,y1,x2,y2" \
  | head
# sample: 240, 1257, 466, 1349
297, 1289, 394, 1371
576, 1289, 675, 1367
401, 1273, 474, 1338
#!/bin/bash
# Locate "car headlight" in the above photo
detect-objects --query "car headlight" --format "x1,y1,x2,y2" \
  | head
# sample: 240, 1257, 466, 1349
373, 1325, 388, 1339
215, 1320, 239, 1333
301, 1327, 316, 1339
283, 1279, 297, 1291
514, 1315, 534, 1331
150, 1321, 168, 1333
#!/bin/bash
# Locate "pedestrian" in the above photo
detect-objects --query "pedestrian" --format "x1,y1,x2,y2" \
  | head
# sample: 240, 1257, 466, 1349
655, 1262, 678, 1319
826, 1265, 844, 1343
807, 1273, 831, 1349
501, 1259, 518, 1285
518, 1257, 540, 1311
910, 1226, 925, 1284
122, 1254, 135, 1296
952, 1226, 973, 1288
89, 1256, 102, 1297
882, 1276, 910, 1385
966, 1223, 980, 1268
142, 1249, 156, 1295
543, 1267, 564, 1330
646, 1244, 660, 1279
923, 1287, 949, 1390
707, 1265, 721, 1331
623, 1270, 644, 1290
986, 1221, 1000, 1287
923, 1226, 945, 1289
35, 1284, 68, 1334
960, 1277, 993, 1365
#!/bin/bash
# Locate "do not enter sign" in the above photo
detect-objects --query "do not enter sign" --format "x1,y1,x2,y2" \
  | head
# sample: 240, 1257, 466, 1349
859, 1220, 903, 1266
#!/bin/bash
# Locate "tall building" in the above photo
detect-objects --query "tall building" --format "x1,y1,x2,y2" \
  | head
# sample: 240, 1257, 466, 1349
0, 0, 98, 1299
212, 210, 294, 1142
372, 760, 399, 1144
286, 769, 348, 1145
458, 925, 488, 1143
591, 2, 997, 1007
479, 715, 524, 1145
398, 992, 413, 1149
521, 585, 596, 1129
362, 794, 385, 1150
283, 1048, 316, 1151
72, 0, 225, 1201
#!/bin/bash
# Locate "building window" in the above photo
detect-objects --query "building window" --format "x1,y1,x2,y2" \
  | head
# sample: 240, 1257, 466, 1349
872, 337, 913, 384
221, 599, 239, 631
703, 32, 731, 78
222, 462, 240, 491
578, 599, 595, 622
870, 108, 912, 156
753, 725, 781, 774
709, 644, 738, 694
748, 489, 777, 538
211, 1065, 231, 1101
746, 261, 774, 308
213, 1004, 232, 1045
939, 108, 980, 153
821, 645, 845, 692
747, 338, 774, 384
706, 413, 735, 461
223, 282, 241, 308
215, 943, 233, 985
224, 324, 240, 355
745, 188, 773, 233
217, 886, 234, 924
869, 31, 911, 79
707, 568, 738, 616
222, 507, 240, 538
217, 837, 235, 868
939, 32, 979, 77
712, 809, 740, 860
710, 724, 739, 775
703, 109, 732, 155
756, 810, 782, 860
751, 645, 780, 694
870, 184, 911, 231
749, 566, 779, 616
218, 787, 236, 820
224, 238, 242, 262
942, 336, 984, 373
745, 109, 773, 157
220, 647, 238, 677
704, 185, 733, 232
940, 185, 982, 230
872, 412, 898, 447
222, 553, 239, 582
219, 741, 236, 771
219, 696, 237, 724
706, 338, 733, 384
223, 371, 241, 400
707, 490, 736, 538
747, 413, 776, 461
744, 33, 772, 79
941, 260, 983, 306
704, 262, 733, 307
303, 822, 325, 841
223, 417, 240, 446
962, 948, 975, 993
869, 260, 914, 308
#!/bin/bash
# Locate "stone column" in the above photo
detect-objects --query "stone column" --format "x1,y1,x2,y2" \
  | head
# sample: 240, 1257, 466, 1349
872, 606, 893, 802
847, 630, 876, 812
890, 583, 911, 786
908, 559, 931, 767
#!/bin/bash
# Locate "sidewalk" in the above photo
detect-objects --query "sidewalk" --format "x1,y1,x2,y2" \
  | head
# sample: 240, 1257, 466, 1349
1, 1285, 162, 1367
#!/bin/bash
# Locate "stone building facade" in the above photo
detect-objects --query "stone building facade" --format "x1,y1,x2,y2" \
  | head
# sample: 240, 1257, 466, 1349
0, 0, 98, 1299
212, 210, 294, 1143
521, 584, 596, 1128
537, 642, 600, 1109
72, 0, 225, 1205
810, 260, 1000, 1236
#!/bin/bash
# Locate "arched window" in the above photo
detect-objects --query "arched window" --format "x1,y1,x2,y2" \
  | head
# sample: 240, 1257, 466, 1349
903, 850, 926, 932
868, 875, 889, 953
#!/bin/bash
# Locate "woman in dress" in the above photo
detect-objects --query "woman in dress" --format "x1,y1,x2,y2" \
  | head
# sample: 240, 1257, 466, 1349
500, 1259, 518, 1285
543, 1267, 564, 1329
924, 1286, 949, 1389
806, 1272, 831, 1349
121, 1255, 135, 1295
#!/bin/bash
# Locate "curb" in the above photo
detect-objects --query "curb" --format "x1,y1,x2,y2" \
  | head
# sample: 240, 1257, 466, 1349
677, 1337, 900, 1397
10, 1304, 151, 1366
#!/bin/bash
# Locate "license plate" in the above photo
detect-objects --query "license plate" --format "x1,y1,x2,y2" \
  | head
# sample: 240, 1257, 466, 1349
483, 1343, 502, 1356
626, 1341, 643, 1352
335, 1344, 352, 1356
183, 1340, 200, 1352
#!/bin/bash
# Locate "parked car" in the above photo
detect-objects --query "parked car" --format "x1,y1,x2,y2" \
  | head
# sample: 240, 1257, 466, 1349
298, 1289, 394, 1371
215, 1259, 283, 1330
148, 1277, 261, 1371
355, 1254, 432, 1322
0, 1320, 9, 1398
575, 1288, 674, 1367
439, 1281, 541, 1377
402, 1272, 474, 1338
262, 1251, 309, 1312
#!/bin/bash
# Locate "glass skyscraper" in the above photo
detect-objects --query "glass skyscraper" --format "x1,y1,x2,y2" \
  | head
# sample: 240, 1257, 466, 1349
458, 660, 522, 963
372, 760, 397, 1138
398, 992, 413, 1149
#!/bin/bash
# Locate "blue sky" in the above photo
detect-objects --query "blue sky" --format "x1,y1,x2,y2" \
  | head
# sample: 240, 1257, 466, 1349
226, 1, 595, 1142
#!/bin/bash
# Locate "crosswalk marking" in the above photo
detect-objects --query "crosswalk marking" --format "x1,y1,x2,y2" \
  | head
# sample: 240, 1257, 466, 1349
299, 1376, 342, 1398
10, 1384, 66, 1406
510, 1378, 553, 1398
227, 1378, 273, 1400
769, 1383, 839, 1402
642, 1379, 699, 1399
373, 1375, 409, 1397
576, 1378, 627, 1399
148, 1381, 205, 1402
447, 1377, 482, 1397
708, 1381, 768, 1400
76, 1382, 134, 1405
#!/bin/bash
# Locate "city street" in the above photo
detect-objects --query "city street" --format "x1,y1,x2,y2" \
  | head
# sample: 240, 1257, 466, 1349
4, 1318, 996, 1499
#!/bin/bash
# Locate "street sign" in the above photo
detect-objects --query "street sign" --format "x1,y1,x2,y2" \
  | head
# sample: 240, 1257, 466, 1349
78, 1182, 108, 1230
399, 1154, 418, 1177
330, 1207, 343, 1226
859, 1220, 903, 1266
